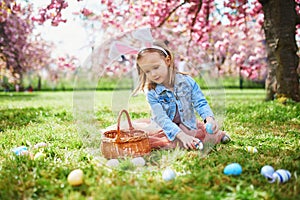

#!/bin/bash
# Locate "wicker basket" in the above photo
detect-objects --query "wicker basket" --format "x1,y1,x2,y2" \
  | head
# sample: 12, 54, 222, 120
100, 109, 151, 159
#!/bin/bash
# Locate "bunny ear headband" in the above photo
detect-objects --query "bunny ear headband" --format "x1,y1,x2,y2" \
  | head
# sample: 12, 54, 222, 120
108, 28, 168, 60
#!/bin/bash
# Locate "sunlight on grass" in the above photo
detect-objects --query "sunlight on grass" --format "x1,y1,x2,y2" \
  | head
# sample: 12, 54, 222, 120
0, 89, 299, 199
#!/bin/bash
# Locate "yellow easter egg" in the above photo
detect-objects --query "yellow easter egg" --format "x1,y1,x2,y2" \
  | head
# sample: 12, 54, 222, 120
277, 97, 287, 104
245, 146, 258, 153
67, 169, 84, 186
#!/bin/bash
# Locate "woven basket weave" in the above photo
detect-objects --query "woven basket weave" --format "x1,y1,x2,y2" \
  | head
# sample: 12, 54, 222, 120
100, 109, 151, 159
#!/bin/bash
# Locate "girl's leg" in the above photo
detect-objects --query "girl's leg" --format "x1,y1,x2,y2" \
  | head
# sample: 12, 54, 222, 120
129, 119, 180, 149
123, 119, 226, 150
148, 130, 180, 149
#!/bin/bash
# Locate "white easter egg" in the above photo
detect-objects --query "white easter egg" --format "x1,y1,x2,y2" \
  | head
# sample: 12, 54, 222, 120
34, 142, 48, 149
260, 165, 274, 179
194, 139, 204, 150
106, 159, 120, 168
162, 168, 176, 181
131, 157, 146, 167
272, 169, 291, 183
34, 152, 46, 160
67, 169, 84, 186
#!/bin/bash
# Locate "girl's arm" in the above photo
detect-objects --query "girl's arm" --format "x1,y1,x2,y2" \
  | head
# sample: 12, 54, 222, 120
147, 91, 199, 149
186, 76, 214, 120
186, 76, 219, 134
147, 92, 182, 141
176, 131, 200, 149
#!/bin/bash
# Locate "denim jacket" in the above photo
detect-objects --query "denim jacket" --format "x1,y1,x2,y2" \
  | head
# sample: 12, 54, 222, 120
146, 73, 214, 141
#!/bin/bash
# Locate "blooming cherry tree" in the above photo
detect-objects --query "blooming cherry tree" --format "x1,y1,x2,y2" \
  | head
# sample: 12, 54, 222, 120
0, 0, 37, 86
2, 0, 299, 100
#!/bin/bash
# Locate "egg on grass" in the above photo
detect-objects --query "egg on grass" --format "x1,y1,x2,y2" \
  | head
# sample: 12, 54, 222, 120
34, 152, 46, 160
223, 163, 242, 176
245, 146, 258, 153
260, 165, 274, 179
272, 169, 291, 183
106, 159, 120, 168
131, 157, 146, 167
162, 168, 176, 181
67, 169, 84, 186
34, 142, 48, 149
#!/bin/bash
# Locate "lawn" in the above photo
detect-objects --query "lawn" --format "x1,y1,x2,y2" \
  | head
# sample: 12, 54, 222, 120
0, 89, 299, 200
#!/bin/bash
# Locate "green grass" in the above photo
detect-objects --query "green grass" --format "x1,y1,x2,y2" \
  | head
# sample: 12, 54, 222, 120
0, 89, 299, 200
1, 75, 264, 92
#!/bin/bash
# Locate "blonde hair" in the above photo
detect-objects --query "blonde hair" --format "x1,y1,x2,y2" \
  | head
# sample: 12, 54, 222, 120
132, 41, 176, 95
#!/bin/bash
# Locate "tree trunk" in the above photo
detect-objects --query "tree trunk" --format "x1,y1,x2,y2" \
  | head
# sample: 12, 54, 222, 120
38, 75, 41, 91
260, 0, 300, 102
264, 21, 277, 100
261, 0, 277, 100
239, 67, 243, 90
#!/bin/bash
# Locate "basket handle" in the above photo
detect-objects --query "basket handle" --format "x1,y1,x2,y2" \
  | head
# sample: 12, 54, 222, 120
116, 109, 134, 142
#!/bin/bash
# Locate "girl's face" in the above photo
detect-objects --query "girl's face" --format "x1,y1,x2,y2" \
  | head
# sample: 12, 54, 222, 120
137, 52, 171, 87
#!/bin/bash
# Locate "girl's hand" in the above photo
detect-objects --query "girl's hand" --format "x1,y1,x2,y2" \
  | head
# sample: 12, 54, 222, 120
205, 117, 219, 134
176, 131, 198, 149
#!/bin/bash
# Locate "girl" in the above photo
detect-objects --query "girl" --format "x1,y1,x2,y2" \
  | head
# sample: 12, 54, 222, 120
132, 41, 230, 150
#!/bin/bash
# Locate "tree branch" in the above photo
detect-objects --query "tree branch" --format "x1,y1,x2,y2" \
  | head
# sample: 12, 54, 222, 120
190, 0, 202, 29
158, 1, 188, 27
188, 1, 203, 53
51, 1, 64, 25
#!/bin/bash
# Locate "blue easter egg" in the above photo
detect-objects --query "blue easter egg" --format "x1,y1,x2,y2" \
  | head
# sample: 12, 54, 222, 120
260, 165, 274, 179
272, 169, 291, 183
206, 123, 213, 134
224, 163, 242, 176
12, 146, 27, 155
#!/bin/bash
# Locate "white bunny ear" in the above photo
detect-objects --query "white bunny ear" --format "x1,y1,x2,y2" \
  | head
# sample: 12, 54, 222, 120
132, 28, 154, 44
109, 41, 138, 60
109, 42, 121, 60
